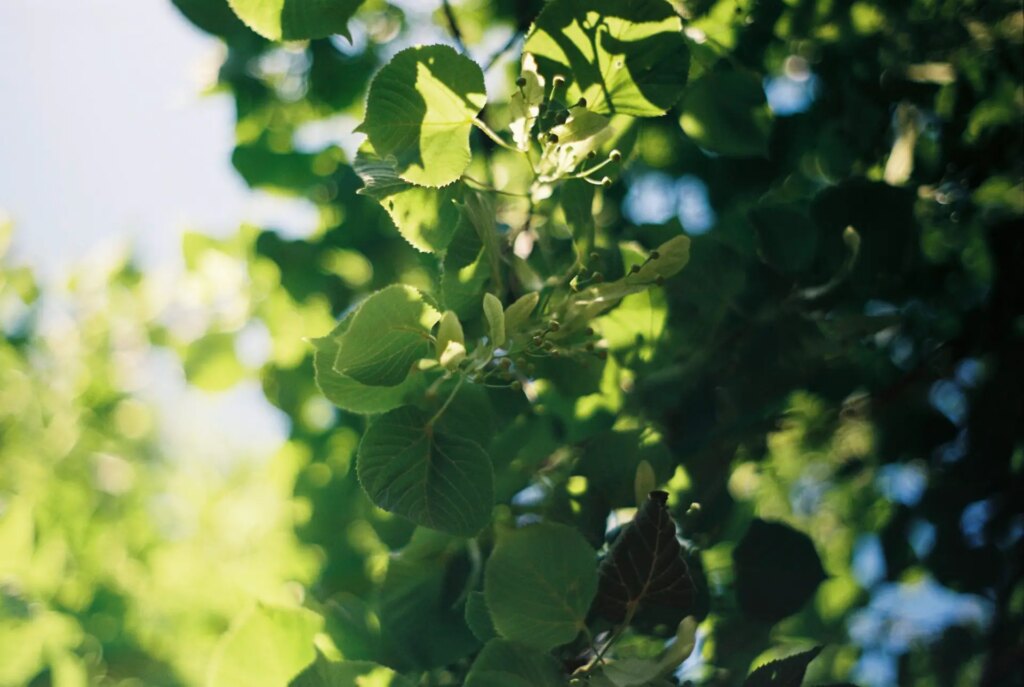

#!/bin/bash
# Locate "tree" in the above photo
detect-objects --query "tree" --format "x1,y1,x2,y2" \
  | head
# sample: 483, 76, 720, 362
1, 0, 1020, 685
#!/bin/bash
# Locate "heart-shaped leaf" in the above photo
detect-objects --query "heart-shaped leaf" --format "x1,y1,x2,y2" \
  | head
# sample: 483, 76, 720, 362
595, 491, 695, 623
360, 45, 486, 188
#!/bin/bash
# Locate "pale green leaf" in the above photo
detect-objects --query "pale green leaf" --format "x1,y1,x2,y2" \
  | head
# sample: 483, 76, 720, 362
484, 523, 598, 650
503, 292, 540, 336
510, 53, 546, 150
483, 293, 506, 346
523, 0, 689, 116
357, 406, 493, 536
464, 639, 565, 687
679, 70, 773, 157
207, 603, 323, 687
355, 148, 464, 253
290, 655, 414, 687
313, 317, 426, 414
333, 285, 440, 387
361, 45, 486, 187
227, 0, 362, 41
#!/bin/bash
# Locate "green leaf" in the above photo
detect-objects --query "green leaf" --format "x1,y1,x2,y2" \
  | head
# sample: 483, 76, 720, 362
510, 53, 546, 150
523, 0, 690, 116
635, 234, 691, 281
435, 310, 467, 369
483, 293, 506, 347
503, 292, 540, 337
184, 332, 246, 392
442, 213, 492, 318
357, 406, 493, 536
733, 519, 827, 623
484, 522, 598, 650
360, 45, 487, 188
465, 591, 498, 643
355, 148, 464, 253
464, 639, 566, 687
595, 491, 695, 623
313, 317, 426, 415
679, 70, 772, 157
290, 655, 414, 687
750, 205, 820, 275
207, 603, 323, 687
333, 285, 440, 387
743, 646, 823, 687
227, 0, 363, 41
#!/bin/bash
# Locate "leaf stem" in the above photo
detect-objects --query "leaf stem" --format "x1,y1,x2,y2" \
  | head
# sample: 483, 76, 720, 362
472, 117, 522, 152
461, 174, 529, 197
427, 373, 465, 428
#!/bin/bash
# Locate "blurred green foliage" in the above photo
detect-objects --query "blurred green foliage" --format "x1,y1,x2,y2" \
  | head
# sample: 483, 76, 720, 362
2, 0, 1022, 685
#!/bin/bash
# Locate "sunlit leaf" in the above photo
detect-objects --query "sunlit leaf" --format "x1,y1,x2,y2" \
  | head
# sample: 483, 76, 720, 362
464, 639, 565, 687
227, 0, 363, 41
743, 646, 823, 687
524, 0, 690, 116
355, 148, 464, 253
333, 285, 440, 387
207, 604, 323, 687
290, 654, 414, 687
360, 45, 486, 187
733, 519, 827, 623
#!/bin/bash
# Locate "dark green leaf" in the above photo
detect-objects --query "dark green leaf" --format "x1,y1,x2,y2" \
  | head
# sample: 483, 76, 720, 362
227, 0, 363, 41
595, 491, 695, 623
465, 591, 498, 643
289, 655, 414, 687
464, 639, 565, 687
733, 519, 827, 623
357, 406, 493, 536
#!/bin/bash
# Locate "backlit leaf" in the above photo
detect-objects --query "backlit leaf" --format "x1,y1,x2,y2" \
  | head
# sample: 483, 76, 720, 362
333, 285, 440, 387
595, 491, 695, 623
743, 646, 823, 687
679, 70, 773, 157
289, 655, 414, 687
360, 45, 486, 188
464, 639, 565, 687
207, 604, 323, 687
227, 0, 363, 41
524, 0, 689, 116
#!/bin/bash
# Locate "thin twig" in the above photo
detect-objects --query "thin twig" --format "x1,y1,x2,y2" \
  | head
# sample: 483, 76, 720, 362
441, 0, 466, 53
485, 29, 523, 72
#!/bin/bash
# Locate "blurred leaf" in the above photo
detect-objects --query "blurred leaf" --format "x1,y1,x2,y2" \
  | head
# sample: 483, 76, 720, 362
733, 520, 827, 624
290, 654, 414, 687
679, 70, 772, 157
207, 604, 323, 687
465, 591, 498, 643
227, 0, 363, 41
743, 646, 822, 687
184, 332, 246, 392
750, 205, 819, 274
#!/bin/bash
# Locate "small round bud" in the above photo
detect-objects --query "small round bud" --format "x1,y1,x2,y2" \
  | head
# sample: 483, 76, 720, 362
515, 76, 527, 88
511, 380, 522, 391
552, 75, 566, 86
655, 276, 665, 286
500, 357, 512, 369
555, 110, 569, 124
600, 177, 612, 188
589, 252, 600, 261
532, 335, 543, 346
547, 133, 559, 144
586, 342, 595, 351
597, 350, 608, 360
609, 149, 622, 162
630, 264, 640, 274
584, 327, 594, 336
587, 150, 597, 159
592, 272, 604, 283
576, 97, 587, 108
650, 250, 661, 260
548, 321, 560, 332
551, 349, 560, 357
